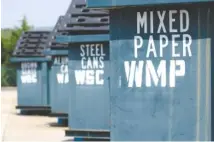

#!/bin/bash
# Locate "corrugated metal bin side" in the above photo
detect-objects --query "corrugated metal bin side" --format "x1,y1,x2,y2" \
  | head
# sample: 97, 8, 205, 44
45, 16, 70, 117
11, 31, 51, 112
109, 3, 213, 141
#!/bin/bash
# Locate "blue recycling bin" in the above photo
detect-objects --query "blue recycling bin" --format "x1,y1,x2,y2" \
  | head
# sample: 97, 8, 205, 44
44, 16, 70, 121
66, 38, 110, 141
49, 55, 69, 117
87, 0, 214, 141
11, 31, 51, 113
56, 0, 110, 140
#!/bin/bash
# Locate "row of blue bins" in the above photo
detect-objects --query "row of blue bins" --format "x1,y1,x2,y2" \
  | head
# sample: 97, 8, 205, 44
56, 0, 110, 140
11, 0, 110, 140
11, 0, 214, 141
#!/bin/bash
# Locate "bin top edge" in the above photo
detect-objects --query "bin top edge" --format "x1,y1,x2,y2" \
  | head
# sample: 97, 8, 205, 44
56, 34, 109, 43
10, 57, 51, 63
86, 0, 214, 8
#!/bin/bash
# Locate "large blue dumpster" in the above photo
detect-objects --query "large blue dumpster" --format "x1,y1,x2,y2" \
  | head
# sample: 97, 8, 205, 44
56, 0, 110, 140
44, 16, 70, 120
87, 0, 214, 141
11, 31, 51, 113
49, 55, 69, 117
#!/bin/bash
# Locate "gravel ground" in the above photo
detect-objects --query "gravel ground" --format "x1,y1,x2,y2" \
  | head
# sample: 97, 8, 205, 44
1, 88, 73, 142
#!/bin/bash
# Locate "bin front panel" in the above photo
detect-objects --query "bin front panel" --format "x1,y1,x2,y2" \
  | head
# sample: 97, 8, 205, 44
110, 5, 212, 141
68, 42, 110, 130
17, 62, 44, 106
50, 56, 70, 114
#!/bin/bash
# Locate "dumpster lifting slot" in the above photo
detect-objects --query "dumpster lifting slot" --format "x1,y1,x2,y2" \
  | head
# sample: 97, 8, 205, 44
49, 113, 68, 118
16, 106, 51, 111
65, 129, 110, 138
73, 137, 110, 141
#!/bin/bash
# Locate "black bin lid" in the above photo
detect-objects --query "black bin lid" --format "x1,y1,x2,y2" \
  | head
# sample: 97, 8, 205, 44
13, 31, 51, 57
58, 0, 109, 35
47, 16, 68, 49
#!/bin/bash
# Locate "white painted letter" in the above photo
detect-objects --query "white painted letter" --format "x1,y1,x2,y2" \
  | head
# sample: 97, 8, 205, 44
157, 11, 166, 33
146, 60, 166, 87
93, 57, 99, 69
96, 70, 104, 85
90, 44, 95, 56
100, 44, 106, 56
137, 12, 147, 34
86, 58, 93, 69
169, 10, 178, 33
86, 70, 95, 85
150, 11, 154, 33
134, 36, 143, 58
172, 34, 180, 57
75, 70, 86, 85
124, 61, 144, 87
180, 10, 189, 32
57, 74, 64, 84
160, 35, 168, 57
60, 65, 68, 73
81, 57, 87, 69
146, 35, 157, 58
183, 34, 192, 57
80, 44, 85, 57
64, 73, 69, 84
170, 60, 185, 87
99, 56, 104, 69
31, 73, 37, 83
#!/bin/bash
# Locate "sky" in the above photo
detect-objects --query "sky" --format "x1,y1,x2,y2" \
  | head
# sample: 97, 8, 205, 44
1, 0, 72, 29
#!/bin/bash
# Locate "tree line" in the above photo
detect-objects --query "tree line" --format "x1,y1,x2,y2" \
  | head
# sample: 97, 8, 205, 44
1, 17, 32, 86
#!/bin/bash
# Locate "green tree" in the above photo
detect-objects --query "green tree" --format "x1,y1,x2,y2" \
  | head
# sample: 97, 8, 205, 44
1, 16, 32, 86
21, 16, 30, 31
2, 16, 31, 65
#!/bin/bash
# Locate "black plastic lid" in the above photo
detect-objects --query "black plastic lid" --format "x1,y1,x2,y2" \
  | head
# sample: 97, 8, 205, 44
47, 16, 68, 50
13, 31, 51, 57
58, 0, 109, 35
